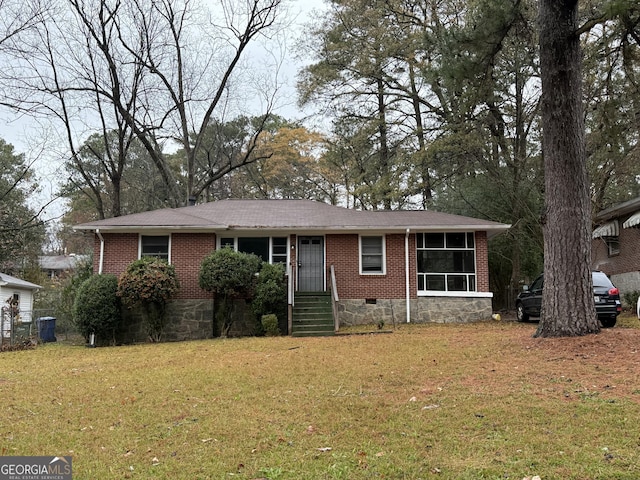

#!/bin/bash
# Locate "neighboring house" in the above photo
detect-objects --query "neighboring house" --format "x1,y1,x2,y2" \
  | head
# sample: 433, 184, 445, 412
0, 273, 41, 339
74, 199, 510, 340
39, 254, 90, 279
592, 196, 640, 300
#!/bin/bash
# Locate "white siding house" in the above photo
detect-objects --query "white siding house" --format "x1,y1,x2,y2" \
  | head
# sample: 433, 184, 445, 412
0, 273, 41, 339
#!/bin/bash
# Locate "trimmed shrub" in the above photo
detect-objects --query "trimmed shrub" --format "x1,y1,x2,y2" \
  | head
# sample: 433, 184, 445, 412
57, 256, 94, 336
117, 257, 180, 342
73, 274, 121, 345
199, 248, 262, 337
261, 314, 280, 336
252, 263, 287, 334
623, 290, 640, 311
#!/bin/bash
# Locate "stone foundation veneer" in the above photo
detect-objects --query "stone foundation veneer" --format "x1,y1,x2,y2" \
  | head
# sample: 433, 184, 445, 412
115, 296, 493, 343
118, 299, 214, 343
337, 296, 493, 326
117, 298, 261, 343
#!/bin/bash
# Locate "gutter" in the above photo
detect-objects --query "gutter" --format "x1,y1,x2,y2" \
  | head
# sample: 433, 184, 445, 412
96, 229, 105, 274
73, 224, 511, 235
405, 228, 411, 323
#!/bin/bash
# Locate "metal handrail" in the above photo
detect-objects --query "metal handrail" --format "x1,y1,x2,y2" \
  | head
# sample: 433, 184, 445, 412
329, 265, 340, 332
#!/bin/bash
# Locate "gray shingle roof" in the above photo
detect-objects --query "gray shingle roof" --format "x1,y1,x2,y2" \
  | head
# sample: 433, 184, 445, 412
0, 273, 42, 290
39, 255, 90, 271
74, 199, 510, 236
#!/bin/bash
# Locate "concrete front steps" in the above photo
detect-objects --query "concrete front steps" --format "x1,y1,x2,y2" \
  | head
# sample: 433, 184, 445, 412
291, 291, 335, 337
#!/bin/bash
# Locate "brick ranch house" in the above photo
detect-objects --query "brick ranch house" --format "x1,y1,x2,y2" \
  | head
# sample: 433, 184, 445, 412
592, 196, 640, 304
74, 199, 510, 340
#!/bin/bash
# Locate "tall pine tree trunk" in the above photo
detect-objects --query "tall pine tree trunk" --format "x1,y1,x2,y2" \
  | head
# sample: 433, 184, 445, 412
535, 0, 599, 337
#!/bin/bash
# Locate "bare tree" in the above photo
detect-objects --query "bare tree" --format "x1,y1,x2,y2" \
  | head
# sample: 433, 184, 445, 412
78, 0, 286, 206
0, 0, 46, 108
2, 0, 286, 211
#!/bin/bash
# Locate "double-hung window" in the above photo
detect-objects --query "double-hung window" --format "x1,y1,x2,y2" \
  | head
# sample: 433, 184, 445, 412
140, 235, 170, 261
271, 237, 288, 264
360, 235, 385, 274
416, 232, 476, 292
605, 237, 620, 257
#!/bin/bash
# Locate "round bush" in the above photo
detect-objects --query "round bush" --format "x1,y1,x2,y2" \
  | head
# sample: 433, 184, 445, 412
199, 248, 262, 297
199, 248, 262, 337
117, 257, 180, 308
73, 274, 121, 344
117, 257, 180, 342
261, 314, 280, 336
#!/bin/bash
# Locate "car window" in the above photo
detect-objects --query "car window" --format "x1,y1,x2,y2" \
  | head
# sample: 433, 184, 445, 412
592, 272, 613, 288
530, 276, 543, 291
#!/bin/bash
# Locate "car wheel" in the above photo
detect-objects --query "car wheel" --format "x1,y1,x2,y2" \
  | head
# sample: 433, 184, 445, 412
599, 317, 616, 328
516, 303, 529, 322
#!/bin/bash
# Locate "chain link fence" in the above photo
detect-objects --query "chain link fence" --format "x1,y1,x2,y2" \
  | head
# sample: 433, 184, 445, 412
1, 308, 38, 348
1, 308, 78, 349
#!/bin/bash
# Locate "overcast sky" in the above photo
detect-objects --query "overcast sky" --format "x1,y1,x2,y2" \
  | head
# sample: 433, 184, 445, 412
0, 0, 328, 225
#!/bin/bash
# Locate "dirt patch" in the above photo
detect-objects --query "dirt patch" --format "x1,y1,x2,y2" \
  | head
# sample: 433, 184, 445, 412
489, 323, 640, 401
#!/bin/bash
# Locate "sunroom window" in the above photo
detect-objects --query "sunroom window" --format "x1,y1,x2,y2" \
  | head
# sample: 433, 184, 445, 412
416, 232, 476, 292
218, 237, 288, 264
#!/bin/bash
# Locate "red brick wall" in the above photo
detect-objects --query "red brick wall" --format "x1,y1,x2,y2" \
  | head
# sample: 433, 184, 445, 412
94, 230, 492, 302
475, 231, 490, 292
94, 233, 138, 275
592, 223, 640, 275
327, 233, 417, 300
327, 232, 491, 299
93, 232, 216, 300
171, 233, 216, 300
289, 234, 297, 288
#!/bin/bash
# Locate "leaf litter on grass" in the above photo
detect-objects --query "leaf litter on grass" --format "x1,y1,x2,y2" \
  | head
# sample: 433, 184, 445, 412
2, 319, 640, 478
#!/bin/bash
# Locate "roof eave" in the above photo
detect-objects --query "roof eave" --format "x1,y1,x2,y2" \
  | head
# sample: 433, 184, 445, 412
74, 224, 228, 232
74, 223, 511, 235
595, 197, 640, 222
0, 281, 42, 290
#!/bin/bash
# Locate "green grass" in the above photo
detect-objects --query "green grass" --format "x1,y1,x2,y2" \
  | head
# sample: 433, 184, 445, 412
1, 317, 640, 479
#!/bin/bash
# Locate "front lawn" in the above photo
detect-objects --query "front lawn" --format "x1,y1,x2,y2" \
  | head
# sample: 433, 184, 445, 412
2, 317, 639, 479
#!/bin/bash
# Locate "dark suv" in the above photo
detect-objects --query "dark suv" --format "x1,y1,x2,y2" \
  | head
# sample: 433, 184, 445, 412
516, 271, 622, 328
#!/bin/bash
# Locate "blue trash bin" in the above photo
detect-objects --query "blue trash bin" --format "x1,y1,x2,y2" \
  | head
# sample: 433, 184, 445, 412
36, 317, 57, 343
